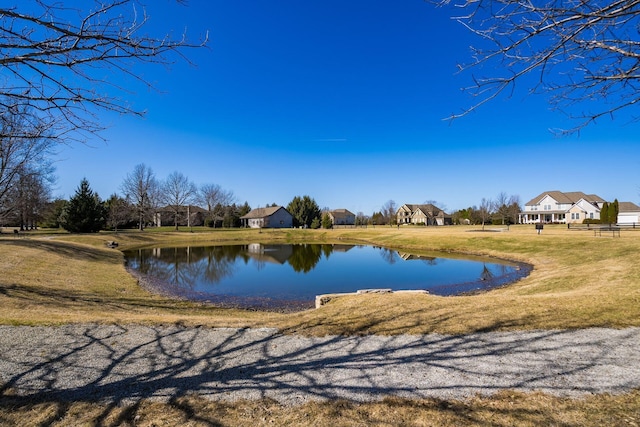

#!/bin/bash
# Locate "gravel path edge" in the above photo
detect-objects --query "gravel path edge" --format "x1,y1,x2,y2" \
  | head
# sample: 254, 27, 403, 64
1, 324, 639, 406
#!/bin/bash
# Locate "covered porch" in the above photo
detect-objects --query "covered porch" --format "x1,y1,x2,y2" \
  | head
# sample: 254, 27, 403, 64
519, 211, 567, 224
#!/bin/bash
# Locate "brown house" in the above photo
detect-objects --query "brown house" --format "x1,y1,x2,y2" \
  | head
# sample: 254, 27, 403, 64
396, 203, 452, 226
327, 209, 356, 226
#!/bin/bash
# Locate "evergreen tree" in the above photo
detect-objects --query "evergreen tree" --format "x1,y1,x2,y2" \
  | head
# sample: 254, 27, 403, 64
238, 202, 251, 217
452, 207, 473, 225
62, 178, 106, 233
310, 217, 321, 229
41, 199, 67, 229
371, 211, 384, 226
609, 199, 619, 225
222, 203, 242, 228
286, 195, 321, 228
601, 202, 609, 225
322, 212, 333, 229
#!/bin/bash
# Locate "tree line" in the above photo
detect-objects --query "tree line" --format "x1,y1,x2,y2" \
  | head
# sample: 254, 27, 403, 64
366, 195, 523, 228
1, 171, 624, 234
39, 165, 249, 233
0, 163, 337, 233
451, 193, 522, 229
0, 1, 205, 232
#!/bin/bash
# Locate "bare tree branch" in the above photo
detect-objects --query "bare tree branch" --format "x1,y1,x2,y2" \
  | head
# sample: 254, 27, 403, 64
199, 183, 235, 227
0, 1, 207, 142
0, 103, 56, 223
121, 163, 159, 230
161, 171, 197, 230
435, 0, 640, 133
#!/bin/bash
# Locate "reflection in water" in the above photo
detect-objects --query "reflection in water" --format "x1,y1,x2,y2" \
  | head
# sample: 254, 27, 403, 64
379, 247, 397, 265
131, 246, 243, 291
124, 244, 531, 311
129, 244, 338, 288
480, 264, 495, 282
398, 252, 438, 265
287, 244, 324, 273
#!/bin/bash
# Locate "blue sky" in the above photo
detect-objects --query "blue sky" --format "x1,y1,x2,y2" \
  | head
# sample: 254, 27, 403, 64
53, 0, 640, 214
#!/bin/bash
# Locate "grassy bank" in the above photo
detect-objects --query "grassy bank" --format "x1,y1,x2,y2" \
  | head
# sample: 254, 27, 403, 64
1, 225, 639, 335
2, 390, 639, 426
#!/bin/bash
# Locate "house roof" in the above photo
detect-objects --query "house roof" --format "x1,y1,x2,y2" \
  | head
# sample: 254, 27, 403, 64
619, 202, 640, 212
240, 206, 288, 219
330, 208, 354, 214
585, 194, 606, 203
400, 203, 449, 217
329, 209, 355, 217
525, 191, 605, 206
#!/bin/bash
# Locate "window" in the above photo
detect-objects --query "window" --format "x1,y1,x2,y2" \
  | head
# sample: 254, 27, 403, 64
590, 213, 594, 219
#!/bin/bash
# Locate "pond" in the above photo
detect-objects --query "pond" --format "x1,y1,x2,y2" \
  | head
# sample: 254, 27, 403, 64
123, 244, 530, 311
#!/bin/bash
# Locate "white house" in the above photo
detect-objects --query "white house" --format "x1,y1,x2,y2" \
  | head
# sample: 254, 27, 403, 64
519, 191, 605, 224
617, 202, 640, 225
240, 206, 293, 228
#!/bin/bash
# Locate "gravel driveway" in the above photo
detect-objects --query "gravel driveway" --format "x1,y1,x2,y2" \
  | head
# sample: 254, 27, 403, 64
1, 325, 639, 406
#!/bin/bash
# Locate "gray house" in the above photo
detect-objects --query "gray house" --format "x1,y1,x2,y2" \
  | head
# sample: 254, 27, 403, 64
328, 209, 356, 226
240, 206, 293, 228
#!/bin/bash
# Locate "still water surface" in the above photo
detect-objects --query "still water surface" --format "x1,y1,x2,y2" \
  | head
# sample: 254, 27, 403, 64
124, 244, 529, 311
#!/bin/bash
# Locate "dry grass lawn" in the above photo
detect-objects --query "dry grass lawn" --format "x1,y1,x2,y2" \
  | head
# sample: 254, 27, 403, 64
2, 225, 639, 335
1, 225, 639, 425
2, 390, 639, 426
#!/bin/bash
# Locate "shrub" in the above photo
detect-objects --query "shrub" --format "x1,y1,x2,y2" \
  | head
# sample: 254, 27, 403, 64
583, 218, 601, 224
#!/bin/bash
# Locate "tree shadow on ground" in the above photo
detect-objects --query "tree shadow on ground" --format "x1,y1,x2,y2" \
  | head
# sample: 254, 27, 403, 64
2, 389, 639, 426
0, 282, 197, 313
0, 239, 117, 263
0, 324, 639, 425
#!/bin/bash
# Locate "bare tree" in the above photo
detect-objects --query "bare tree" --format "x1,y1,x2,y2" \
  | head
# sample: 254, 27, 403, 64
0, 104, 55, 225
355, 211, 369, 227
438, 0, 640, 133
494, 191, 510, 225
478, 197, 494, 231
121, 163, 158, 230
382, 199, 397, 226
161, 171, 197, 230
199, 183, 235, 228
494, 192, 521, 225
1, 166, 49, 230
106, 193, 133, 233
506, 194, 522, 224
0, 1, 207, 142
